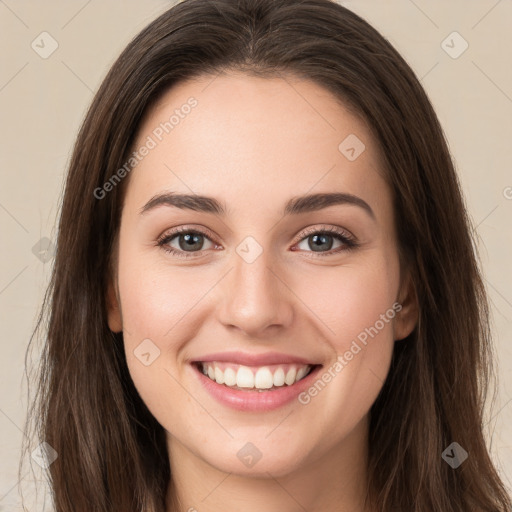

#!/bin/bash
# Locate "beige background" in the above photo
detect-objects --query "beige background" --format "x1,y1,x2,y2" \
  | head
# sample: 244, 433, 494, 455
0, 0, 511, 509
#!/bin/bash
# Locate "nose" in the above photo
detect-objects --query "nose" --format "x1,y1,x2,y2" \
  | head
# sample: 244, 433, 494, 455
216, 249, 294, 338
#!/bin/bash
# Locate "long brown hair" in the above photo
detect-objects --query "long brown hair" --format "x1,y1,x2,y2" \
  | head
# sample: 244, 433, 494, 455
21, 0, 512, 510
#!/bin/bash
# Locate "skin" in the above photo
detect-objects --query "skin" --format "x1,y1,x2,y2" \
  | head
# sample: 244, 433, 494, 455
107, 71, 418, 512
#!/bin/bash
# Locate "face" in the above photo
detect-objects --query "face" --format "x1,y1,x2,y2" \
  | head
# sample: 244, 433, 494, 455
107, 72, 417, 479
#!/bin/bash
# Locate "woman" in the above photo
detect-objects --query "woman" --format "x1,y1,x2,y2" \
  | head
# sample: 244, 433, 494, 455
21, 0, 512, 511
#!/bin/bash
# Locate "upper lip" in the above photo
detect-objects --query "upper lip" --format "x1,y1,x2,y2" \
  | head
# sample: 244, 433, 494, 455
192, 351, 320, 367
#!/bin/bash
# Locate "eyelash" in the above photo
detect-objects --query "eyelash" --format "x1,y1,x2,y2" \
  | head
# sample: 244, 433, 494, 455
156, 224, 359, 259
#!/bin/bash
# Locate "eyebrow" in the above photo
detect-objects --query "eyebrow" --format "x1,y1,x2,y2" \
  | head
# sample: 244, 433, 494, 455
139, 191, 375, 220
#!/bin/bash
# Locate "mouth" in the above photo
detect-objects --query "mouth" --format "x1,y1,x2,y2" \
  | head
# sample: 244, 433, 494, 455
192, 361, 319, 392
190, 360, 324, 412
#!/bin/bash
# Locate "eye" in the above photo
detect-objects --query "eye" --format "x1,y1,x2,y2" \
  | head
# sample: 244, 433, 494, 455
157, 226, 218, 259
156, 224, 358, 259
292, 225, 358, 257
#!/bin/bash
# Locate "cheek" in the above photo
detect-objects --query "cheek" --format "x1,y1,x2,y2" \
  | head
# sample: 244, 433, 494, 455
115, 246, 213, 414
117, 247, 210, 338
301, 255, 400, 349
292, 259, 398, 432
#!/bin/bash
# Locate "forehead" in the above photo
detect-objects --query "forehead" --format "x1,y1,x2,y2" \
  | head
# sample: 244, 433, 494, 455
125, 72, 388, 218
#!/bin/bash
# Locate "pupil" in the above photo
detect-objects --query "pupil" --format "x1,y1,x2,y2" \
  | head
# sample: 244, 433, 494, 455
180, 233, 203, 251
310, 234, 333, 252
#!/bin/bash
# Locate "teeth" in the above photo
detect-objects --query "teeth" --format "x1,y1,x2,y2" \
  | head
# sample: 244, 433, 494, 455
214, 366, 224, 385
273, 368, 285, 387
284, 367, 297, 385
296, 366, 307, 381
254, 367, 273, 389
236, 366, 255, 388
199, 362, 313, 390
224, 367, 237, 386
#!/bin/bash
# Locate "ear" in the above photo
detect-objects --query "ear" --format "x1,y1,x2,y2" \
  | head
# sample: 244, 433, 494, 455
393, 269, 418, 341
106, 278, 123, 333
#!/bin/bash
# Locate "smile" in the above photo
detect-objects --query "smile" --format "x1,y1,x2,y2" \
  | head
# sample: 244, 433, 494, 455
191, 360, 323, 412
196, 361, 314, 391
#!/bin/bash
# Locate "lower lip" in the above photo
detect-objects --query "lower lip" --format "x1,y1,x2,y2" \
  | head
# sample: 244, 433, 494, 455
191, 363, 323, 412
